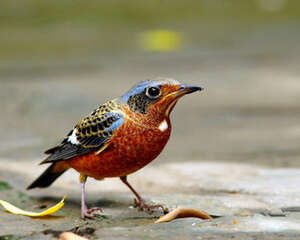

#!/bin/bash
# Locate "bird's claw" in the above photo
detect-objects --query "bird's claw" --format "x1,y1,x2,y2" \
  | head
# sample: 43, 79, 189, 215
87, 207, 103, 214
82, 206, 103, 219
133, 198, 168, 214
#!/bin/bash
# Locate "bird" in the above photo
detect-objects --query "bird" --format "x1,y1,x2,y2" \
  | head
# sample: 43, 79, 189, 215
27, 77, 202, 218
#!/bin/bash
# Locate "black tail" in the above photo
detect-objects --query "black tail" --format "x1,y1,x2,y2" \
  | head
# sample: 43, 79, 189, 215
27, 162, 69, 190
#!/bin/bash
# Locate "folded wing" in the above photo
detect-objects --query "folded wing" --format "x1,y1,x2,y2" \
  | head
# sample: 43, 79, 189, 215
41, 111, 124, 164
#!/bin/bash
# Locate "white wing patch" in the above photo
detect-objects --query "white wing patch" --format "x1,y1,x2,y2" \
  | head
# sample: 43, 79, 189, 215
68, 128, 79, 145
158, 119, 168, 132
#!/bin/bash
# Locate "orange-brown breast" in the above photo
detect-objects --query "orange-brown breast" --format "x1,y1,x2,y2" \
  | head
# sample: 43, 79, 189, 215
67, 116, 171, 179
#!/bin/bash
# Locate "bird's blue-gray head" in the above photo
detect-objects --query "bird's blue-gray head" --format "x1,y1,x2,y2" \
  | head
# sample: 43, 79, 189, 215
120, 77, 202, 115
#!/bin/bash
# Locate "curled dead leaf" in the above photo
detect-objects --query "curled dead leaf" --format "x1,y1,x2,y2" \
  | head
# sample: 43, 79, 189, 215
155, 207, 212, 223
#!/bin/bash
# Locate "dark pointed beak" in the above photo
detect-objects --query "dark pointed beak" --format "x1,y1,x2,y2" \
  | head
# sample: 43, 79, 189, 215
164, 84, 203, 100
178, 84, 203, 95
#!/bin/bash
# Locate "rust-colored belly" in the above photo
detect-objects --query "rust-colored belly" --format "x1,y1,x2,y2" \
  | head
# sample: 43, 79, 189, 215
67, 120, 170, 179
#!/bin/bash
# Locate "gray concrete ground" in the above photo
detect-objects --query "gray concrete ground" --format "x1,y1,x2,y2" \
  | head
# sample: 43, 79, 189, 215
1, 51, 300, 239
1, 160, 300, 239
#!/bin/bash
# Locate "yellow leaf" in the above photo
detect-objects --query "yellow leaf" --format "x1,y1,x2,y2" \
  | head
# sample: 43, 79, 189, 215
0, 195, 66, 217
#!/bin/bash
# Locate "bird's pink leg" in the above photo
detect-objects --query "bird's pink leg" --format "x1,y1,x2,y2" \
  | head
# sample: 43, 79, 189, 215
80, 174, 102, 219
120, 176, 168, 213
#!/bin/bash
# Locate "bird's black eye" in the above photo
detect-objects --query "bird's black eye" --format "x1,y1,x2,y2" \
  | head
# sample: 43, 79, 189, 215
146, 87, 160, 98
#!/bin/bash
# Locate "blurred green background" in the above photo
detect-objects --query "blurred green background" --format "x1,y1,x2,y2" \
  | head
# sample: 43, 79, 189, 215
1, 0, 300, 72
1, 0, 300, 168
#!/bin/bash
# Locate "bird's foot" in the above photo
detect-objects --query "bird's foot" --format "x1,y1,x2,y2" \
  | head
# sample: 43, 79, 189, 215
81, 205, 103, 219
134, 198, 168, 214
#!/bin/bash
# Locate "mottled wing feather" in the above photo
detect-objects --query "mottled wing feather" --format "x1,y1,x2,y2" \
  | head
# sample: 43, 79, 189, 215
41, 100, 123, 164
76, 112, 122, 148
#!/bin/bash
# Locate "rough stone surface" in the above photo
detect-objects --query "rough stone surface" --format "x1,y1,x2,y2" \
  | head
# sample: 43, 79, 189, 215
1, 161, 300, 239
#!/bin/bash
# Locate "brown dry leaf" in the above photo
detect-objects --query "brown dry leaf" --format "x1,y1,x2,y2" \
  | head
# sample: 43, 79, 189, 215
155, 207, 212, 223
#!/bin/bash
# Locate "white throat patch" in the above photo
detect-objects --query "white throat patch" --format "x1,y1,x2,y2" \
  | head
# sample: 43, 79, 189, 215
158, 119, 168, 132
